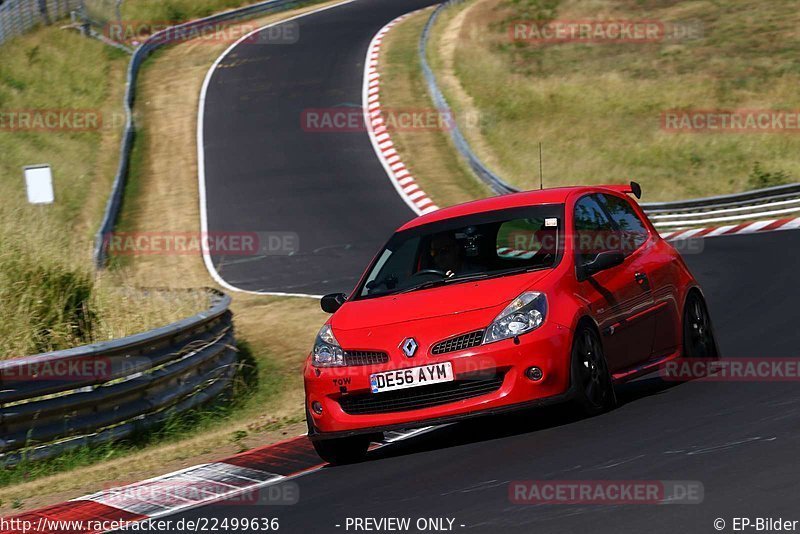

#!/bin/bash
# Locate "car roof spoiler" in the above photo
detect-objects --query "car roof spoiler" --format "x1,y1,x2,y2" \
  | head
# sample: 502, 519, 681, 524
602, 181, 642, 200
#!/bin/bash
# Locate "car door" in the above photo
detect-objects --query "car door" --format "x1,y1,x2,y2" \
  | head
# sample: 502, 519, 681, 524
599, 193, 680, 359
573, 194, 655, 372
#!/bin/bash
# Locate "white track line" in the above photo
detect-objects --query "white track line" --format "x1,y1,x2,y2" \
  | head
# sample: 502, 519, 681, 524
363, 12, 439, 217
197, 0, 361, 299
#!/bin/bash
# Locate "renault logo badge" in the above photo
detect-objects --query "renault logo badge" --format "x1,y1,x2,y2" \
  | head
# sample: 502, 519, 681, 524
401, 338, 418, 358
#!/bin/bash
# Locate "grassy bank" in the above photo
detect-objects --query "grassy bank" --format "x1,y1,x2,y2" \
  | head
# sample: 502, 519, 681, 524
419, 0, 800, 201
0, 26, 208, 360
0, 1, 337, 513
120, 0, 262, 21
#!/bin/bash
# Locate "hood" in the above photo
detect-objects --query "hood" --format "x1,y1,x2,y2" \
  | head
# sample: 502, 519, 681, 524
331, 269, 554, 331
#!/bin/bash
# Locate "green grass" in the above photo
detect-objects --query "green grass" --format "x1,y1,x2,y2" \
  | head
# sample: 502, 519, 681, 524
120, 0, 266, 21
430, 0, 800, 201
0, 30, 125, 228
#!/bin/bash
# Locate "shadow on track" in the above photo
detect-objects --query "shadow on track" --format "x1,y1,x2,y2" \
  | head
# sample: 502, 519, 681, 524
349, 375, 684, 465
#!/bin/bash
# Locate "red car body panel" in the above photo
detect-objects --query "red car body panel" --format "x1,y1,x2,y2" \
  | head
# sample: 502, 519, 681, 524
304, 185, 700, 438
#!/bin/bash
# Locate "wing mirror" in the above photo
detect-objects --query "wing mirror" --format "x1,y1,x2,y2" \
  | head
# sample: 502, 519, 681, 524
578, 251, 625, 281
320, 293, 347, 313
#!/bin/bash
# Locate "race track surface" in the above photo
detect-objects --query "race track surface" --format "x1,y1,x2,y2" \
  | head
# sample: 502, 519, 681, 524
201, 0, 439, 295
158, 230, 800, 533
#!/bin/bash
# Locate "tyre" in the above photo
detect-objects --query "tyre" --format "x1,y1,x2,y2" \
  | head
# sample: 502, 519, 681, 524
570, 323, 616, 415
312, 435, 370, 465
683, 291, 718, 359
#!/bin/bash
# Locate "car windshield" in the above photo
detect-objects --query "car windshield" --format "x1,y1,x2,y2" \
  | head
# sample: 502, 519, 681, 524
355, 204, 564, 299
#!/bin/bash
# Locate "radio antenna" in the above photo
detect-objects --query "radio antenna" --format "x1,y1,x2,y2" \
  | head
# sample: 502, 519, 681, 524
538, 142, 544, 190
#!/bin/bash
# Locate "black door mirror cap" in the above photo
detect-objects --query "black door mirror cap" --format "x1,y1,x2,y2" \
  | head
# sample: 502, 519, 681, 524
321, 293, 348, 314
578, 251, 626, 281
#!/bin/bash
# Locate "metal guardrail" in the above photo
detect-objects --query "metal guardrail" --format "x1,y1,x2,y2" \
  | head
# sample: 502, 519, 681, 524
418, 0, 515, 196
0, 289, 236, 466
0, 0, 81, 45
92, 0, 307, 268
641, 183, 800, 227
419, 1, 800, 228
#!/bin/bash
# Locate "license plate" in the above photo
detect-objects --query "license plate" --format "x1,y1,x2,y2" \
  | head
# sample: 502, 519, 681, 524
370, 362, 454, 394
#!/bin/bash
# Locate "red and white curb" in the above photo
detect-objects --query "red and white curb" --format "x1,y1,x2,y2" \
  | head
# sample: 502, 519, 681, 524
364, 13, 439, 217
659, 216, 800, 241
0, 429, 437, 533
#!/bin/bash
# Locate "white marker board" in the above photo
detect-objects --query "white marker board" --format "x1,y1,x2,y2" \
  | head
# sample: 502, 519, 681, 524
24, 165, 54, 204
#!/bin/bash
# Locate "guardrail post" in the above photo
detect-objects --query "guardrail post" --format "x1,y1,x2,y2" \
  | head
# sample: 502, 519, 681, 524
38, 0, 50, 24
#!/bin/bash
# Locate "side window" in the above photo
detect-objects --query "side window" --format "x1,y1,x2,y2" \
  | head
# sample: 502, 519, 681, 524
599, 194, 649, 256
573, 195, 615, 266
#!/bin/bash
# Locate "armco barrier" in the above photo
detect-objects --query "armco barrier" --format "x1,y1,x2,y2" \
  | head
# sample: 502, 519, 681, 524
92, 0, 308, 268
0, 0, 81, 46
0, 288, 236, 465
419, 1, 800, 228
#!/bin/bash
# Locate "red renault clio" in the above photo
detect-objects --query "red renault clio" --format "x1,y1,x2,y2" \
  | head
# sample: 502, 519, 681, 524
304, 184, 717, 463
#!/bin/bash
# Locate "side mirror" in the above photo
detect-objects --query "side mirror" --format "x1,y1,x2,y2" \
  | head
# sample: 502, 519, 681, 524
320, 293, 347, 314
578, 251, 625, 281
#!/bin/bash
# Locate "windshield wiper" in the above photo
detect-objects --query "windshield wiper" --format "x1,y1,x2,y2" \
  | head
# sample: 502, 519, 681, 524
395, 272, 492, 295
394, 266, 549, 296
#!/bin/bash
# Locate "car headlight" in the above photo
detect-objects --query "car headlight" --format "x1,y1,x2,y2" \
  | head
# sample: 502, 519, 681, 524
312, 324, 345, 367
483, 292, 547, 344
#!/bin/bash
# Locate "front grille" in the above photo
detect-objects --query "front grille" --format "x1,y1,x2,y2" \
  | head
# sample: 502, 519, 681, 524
431, 330, 485, 355
344, 351, 389, 366
338, 373, 505, 415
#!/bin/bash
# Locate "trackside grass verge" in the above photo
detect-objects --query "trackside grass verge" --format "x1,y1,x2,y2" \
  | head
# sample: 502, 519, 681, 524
379, 7, 491, 207
412, 0, 800, 202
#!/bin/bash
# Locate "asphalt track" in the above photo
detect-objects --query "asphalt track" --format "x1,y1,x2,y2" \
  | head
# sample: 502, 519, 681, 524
201, 0, 440, 296
193, 0, 800, 532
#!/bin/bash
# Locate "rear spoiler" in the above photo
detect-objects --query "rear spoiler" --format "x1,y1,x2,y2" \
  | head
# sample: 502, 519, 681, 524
602, 181, 642, 200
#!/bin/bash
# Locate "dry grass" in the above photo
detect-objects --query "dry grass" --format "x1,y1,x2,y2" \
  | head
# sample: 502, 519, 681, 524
422, 0, 800, 201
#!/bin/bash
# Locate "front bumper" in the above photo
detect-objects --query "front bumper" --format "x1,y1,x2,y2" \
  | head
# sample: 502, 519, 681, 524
304, 321, 573, 438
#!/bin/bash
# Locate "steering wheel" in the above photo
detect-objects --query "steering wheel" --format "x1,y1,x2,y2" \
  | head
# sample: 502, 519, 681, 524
412, 269, 449, 278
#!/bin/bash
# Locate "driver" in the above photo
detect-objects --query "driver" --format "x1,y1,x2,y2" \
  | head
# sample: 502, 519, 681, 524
429, 233, 461, 276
